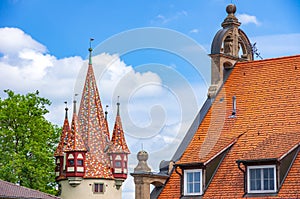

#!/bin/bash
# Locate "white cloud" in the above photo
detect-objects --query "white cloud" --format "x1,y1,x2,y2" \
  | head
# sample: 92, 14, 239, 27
0, 27, 46, 55
237, 14, 260, 25
0, 27, 206, 198
0, 27, 84, 124
152, 10, 188, 25
189, 28, 199, 34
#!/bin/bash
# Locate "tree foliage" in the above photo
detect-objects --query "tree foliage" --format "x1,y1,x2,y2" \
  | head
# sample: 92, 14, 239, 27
0, 90, 60, 195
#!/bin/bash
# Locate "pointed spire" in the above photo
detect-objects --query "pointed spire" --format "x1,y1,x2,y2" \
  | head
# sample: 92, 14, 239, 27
54, 102, 70, 156
65, 99, 86, 152
77, 40, 112, 178
110, 97, 130, 154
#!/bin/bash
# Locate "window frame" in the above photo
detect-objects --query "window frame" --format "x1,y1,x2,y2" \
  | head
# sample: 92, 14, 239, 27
77, 159, 83, 166
93, 183, 105, 194
115, 161, 122, 168
247, 165, 277, 194
183, 169, 203, 196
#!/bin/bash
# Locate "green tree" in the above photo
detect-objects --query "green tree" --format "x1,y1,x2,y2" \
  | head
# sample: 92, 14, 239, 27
0, 90, 60, 195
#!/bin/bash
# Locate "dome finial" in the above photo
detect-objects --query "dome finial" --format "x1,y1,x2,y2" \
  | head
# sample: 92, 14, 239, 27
89, 38, 94, 65
226, 4, 236, 15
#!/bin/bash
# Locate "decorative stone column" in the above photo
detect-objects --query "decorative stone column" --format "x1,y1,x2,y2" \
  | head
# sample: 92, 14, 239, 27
131, 150, 168, 199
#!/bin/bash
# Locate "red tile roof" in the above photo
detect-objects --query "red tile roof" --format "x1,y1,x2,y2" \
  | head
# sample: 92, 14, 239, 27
64, 109, 86, 152
54, 109, 70, 157
109, 103, 130, 154
77, 63, 113, 179
158, 55, 300, 198
0, 180, 60, 199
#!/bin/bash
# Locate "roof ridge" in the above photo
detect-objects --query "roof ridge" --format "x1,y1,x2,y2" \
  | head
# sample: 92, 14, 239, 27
236, 54, 300, 66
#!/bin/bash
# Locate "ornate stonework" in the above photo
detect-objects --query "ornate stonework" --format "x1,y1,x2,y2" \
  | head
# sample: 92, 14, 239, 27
208, 4, 253, 98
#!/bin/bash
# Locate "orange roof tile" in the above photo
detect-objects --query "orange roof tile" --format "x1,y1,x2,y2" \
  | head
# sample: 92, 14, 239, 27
109, 103, 130, 154
54, 108, 70, 157
78, 63, 113, 179
64, 109, 86, 152
158, 55, 300, 198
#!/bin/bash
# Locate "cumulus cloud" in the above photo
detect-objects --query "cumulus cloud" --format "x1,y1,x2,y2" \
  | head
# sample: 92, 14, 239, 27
0, 27, 84, 124
0, 27, 206, 197
0, 27, 46, 55
237, 14, 260, 25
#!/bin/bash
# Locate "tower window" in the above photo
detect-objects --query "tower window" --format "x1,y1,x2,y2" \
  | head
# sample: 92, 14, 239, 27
115, 161, 122, 168
247, 165, 277, 193
77, 160, 83, 166
183, 169, 203, 196
68, 160, 74, 166
94, 183, 104, 193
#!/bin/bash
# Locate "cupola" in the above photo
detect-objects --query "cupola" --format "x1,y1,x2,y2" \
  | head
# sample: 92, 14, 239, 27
208, 4, 253, 98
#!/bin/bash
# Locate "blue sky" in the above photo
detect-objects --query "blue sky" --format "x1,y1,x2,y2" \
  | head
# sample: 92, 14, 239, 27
1, 0, 300, 198
1, 0, 299, 59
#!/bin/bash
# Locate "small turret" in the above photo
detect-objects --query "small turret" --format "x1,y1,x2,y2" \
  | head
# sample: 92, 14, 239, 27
64, 99, 87, 186
208, 4, 253, 98
107, 97, 130, 189
54, 102, 70, 180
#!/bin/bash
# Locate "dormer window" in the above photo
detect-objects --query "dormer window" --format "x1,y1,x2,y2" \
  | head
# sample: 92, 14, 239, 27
183, 169, 203, 196
247, 165, 277, 193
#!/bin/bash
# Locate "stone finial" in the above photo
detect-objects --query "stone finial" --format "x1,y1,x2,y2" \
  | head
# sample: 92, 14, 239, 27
226, 4, 236, 15
134, 150, 151, 173
222, 4, 240, 28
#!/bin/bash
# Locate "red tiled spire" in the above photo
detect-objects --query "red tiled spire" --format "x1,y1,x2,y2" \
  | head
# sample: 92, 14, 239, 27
65, 100, 86, 152
54, 105, 70, 157
77, 45, 112, 178
110, 99, 130, 154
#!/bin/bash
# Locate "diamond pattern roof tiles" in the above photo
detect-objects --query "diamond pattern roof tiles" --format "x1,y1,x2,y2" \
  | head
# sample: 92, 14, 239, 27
77, 63, 113, 179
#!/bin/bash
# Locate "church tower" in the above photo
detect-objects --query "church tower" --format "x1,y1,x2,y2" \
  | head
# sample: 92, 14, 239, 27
208, 4, 253, 98
55, 42, 130, 199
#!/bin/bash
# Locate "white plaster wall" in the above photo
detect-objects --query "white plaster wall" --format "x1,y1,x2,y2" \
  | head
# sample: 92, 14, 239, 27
60, 179, 122, 199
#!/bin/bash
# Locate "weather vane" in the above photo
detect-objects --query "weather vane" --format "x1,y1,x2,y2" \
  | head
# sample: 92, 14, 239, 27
251, 42, 263, 60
